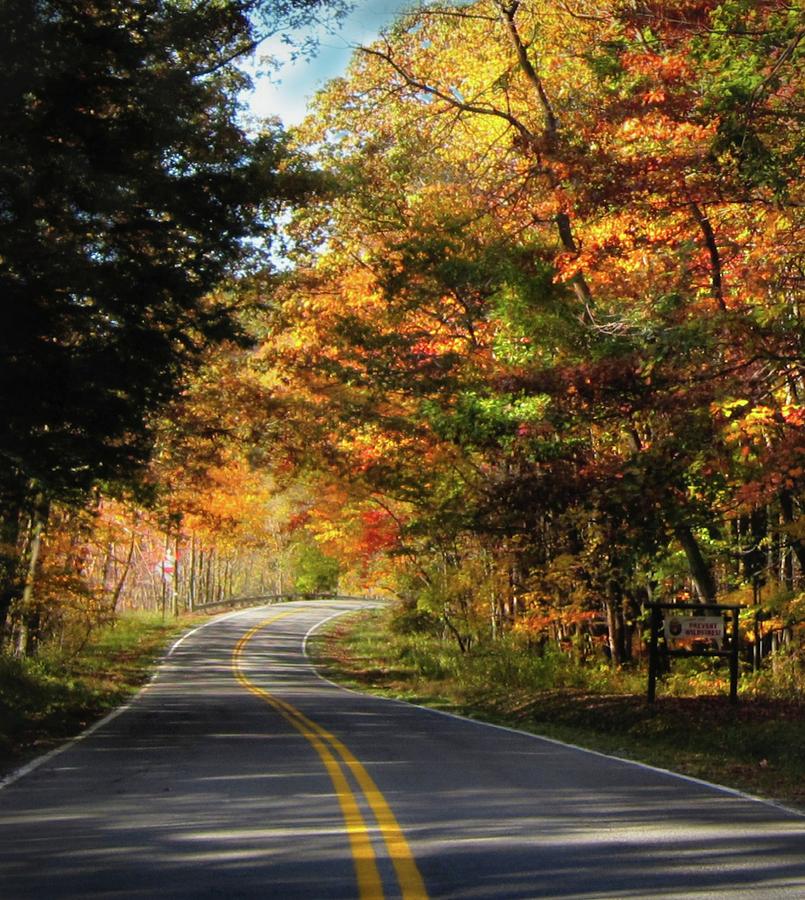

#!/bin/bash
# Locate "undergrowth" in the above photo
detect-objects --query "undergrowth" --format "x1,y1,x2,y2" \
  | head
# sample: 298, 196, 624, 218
311, 606, 805, 812
0, 612, 200, 772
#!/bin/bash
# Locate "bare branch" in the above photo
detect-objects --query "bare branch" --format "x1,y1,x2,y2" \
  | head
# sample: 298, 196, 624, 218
687, 198, 727, 312
749, 27, 805, 108
493, 0, 559, 139
557, 1, 610, 24
357, 43, 538, 146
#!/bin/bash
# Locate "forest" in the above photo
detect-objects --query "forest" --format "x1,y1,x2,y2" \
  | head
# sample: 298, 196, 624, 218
1, 0, 803, 701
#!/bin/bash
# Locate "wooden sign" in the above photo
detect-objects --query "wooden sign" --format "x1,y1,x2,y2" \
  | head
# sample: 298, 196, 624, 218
664, 615, 724, 645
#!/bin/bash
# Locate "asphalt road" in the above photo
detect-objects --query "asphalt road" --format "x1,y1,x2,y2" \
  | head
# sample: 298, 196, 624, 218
1, 599, 804, 899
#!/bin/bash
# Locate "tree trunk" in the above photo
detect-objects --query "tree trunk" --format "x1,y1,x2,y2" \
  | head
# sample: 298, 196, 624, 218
14, 492, 50, 657
674, 523, 717, 603
172, 531, 180, 616
160, 530, 170, 619
604, 581, 625, 667
780, 490, 805, 573
111, 527, 137, 613
197, 547, 206, 605
0, 503, 22, 642
188, 536, 197, 612
740, 506, 768, 595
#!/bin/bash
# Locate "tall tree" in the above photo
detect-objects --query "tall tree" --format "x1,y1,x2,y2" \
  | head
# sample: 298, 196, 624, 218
0, 0, 343, 643
268, 0, 802, 647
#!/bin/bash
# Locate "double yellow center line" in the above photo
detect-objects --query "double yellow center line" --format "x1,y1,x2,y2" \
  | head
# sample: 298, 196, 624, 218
231, 609, 428, 899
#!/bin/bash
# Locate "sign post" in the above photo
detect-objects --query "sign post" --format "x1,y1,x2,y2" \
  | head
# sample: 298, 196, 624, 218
647, 604, 662, 704
646, 602, 743, 704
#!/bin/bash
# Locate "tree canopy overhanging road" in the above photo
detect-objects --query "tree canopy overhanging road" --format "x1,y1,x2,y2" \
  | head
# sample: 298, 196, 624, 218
2, 7, 803, 893
1, 599, 804, 899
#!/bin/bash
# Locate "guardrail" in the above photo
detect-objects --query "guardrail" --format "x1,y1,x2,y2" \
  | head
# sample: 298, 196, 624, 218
191, 593, 383, 613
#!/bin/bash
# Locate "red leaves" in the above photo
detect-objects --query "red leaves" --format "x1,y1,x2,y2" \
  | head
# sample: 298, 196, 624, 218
621, 50, 692, 84
357, 508, 400, 559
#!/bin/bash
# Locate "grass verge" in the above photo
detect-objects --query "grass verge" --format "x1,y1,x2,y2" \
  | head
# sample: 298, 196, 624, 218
0, 612, 208, 776
310, 607, 805, 814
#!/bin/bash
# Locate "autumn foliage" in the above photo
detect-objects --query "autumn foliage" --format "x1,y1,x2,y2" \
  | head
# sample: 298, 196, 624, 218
263, 0, 804, 666
2, 1, 803, 684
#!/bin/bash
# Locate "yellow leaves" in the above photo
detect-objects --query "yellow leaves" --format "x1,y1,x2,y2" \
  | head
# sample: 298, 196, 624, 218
337, 423, 410, 473
742, 406, 777, 427
781, 405, 805, 428
713, 398, 750, 420
715, 400, 804, 487
340, 265, 385, 314
617, 112, 715, 155
311, 522, 348, 545
178, 458, 278, 545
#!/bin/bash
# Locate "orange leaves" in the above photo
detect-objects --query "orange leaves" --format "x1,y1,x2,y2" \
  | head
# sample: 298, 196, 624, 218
175, 457, 274, 549
292, 483, 407, 586
357, 508, 400, 559
223, 0, 805, 612
621, 50, 692, 83
340, 266, 387, 316
616, 113, 716, 156
782, 405, 805, 429
713, 391, 805, 510
552, 203, 695, 301
519, 607, 599, 635
641, 87, 667, 104
336, 422, 425, 477
409, 330, 467, 363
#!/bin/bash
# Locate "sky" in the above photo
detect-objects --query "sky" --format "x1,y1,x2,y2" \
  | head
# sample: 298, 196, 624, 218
246, 1, 409, 126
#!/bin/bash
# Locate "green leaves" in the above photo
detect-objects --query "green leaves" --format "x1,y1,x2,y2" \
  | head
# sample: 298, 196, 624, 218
0, 0, 342, 506
422, 392, 552, 450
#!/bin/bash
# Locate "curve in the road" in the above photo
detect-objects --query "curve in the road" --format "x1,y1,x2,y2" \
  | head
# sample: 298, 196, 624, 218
233, 607, 428, 899
2, 598, 804, 900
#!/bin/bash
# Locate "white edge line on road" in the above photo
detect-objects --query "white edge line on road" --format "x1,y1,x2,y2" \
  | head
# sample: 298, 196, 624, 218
302, 603, 384, 685
303, 605, 805, 823
0, 606, 263, 792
